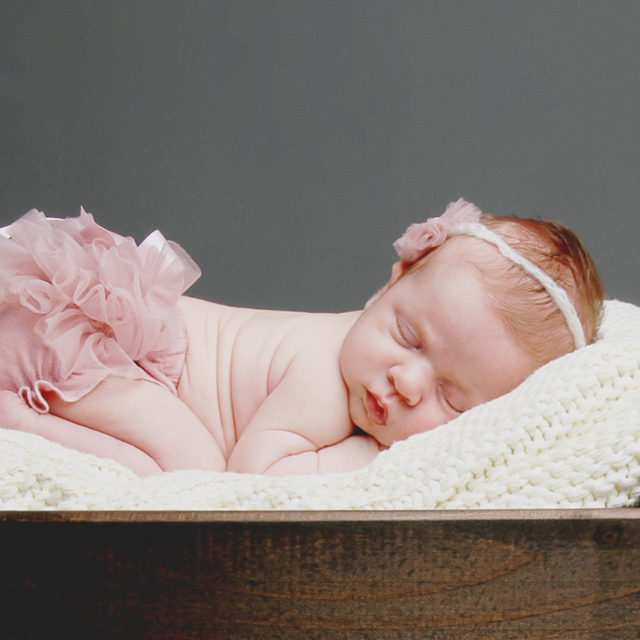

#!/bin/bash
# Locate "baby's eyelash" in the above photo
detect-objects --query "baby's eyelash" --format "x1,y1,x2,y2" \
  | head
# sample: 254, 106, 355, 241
395, 317, 419, 348
394, 320, 408, 344
438, 382, 465, 414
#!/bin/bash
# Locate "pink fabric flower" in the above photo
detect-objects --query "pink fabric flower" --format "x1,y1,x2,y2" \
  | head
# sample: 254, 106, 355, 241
393, 198, 483, 263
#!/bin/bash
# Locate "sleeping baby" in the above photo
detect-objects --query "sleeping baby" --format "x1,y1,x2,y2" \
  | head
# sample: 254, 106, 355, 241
0, 199, 604, 476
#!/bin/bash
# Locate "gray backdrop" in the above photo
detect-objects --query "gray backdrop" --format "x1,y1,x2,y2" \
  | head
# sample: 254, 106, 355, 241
2, 1, 639, 310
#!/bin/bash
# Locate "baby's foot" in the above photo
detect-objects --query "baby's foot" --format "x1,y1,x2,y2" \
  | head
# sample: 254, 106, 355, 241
0, 391, 39, 433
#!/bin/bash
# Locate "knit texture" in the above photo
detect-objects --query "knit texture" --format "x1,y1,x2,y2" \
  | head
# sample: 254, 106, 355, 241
2, 300, 640, 510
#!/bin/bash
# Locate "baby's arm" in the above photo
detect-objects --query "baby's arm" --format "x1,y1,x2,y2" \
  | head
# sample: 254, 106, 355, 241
43, 378, 227, 473
262, 435, 382, 476
229, 426, 381, 476
227, 365, 382, 475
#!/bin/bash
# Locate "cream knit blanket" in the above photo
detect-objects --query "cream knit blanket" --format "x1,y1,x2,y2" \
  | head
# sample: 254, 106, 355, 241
1, 299, 640, 510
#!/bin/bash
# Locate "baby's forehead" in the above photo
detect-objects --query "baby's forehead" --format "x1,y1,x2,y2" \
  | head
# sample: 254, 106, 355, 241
400, 237, 510, 308
398, 245, 493, 304
421, 235, 503, 275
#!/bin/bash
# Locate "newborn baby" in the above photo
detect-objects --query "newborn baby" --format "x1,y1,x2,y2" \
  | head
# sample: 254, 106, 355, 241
0, 199, 603, 476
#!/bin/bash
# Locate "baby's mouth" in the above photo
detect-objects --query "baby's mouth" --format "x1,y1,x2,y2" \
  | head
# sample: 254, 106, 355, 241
365, 390, 387, 426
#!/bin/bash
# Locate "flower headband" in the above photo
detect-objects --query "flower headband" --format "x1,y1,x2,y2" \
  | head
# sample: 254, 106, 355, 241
393, 198, 586, 349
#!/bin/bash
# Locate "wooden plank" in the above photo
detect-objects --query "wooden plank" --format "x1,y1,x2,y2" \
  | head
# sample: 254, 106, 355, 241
2, 510, 640, 639
3, 508, 640, 523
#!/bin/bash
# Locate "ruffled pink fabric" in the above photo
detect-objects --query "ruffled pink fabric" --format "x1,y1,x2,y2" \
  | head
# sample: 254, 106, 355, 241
0, 208, 200, 410
393, 198, 483, 263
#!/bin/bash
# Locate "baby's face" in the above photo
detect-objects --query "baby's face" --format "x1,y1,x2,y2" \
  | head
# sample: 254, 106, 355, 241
339, 251, 538, 446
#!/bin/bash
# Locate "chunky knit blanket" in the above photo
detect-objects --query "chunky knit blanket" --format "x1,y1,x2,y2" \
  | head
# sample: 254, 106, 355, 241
1, 300, 640, 510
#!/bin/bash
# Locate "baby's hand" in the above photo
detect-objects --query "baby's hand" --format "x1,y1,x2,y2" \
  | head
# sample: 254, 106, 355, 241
263, 435, 383, 476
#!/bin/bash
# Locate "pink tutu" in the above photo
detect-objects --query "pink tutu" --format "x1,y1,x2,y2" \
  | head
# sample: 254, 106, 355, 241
0, 208, 201, 412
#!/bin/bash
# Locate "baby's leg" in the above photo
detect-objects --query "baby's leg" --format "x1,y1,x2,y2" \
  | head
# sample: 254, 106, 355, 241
45, 378, 227, 473
0, 391, 162, 477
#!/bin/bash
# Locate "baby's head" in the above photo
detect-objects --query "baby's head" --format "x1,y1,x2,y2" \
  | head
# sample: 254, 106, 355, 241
340, 199, 603, 445
396, 202, 603, 366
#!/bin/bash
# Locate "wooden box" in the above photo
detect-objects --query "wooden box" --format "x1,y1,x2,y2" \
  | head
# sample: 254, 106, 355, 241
3, 509, 640, 639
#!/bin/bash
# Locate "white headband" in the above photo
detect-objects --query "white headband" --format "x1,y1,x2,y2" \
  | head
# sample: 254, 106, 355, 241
450, 222, 586, 349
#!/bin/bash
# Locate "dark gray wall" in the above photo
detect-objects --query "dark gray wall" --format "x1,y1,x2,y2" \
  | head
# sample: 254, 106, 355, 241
2, 1, 639, 310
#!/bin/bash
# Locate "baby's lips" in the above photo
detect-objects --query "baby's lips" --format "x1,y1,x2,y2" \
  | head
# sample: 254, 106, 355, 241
365, 390, 388, 426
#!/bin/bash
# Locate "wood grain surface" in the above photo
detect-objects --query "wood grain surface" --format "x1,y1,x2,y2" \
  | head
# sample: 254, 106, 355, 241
2, 510, 640, 639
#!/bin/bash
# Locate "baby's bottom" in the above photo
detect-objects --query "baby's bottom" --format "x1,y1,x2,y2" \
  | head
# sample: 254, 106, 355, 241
0, 378, 227, 476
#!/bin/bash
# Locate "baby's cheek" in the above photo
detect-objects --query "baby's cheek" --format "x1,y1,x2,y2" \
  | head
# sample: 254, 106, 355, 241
396, 412, 448, 441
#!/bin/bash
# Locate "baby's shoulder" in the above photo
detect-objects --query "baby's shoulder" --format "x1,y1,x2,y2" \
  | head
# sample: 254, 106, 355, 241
273, 309, 359, 381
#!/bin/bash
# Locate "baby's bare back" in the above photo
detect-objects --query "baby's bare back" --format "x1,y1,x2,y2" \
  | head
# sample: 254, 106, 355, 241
176, 297, 378, 474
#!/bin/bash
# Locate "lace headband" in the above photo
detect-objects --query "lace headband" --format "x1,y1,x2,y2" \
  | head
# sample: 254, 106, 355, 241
393, 199, 586, 349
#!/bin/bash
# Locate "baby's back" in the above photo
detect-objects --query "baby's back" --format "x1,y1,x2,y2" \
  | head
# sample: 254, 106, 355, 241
176, 296, 358, 462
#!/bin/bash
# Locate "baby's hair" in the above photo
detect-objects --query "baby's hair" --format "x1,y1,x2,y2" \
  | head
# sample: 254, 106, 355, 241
407, 214, 604, 366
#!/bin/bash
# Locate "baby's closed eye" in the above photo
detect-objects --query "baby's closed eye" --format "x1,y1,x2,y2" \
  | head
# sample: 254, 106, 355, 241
394, 316, 421, 349
437, 381, 467, 415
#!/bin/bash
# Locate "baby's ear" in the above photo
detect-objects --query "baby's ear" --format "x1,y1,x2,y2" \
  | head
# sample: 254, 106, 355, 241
364, 261, 410, 309
389, 260, 410, 285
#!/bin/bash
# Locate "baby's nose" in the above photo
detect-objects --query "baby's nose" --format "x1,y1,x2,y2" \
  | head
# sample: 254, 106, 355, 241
388, 361, 434, 407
